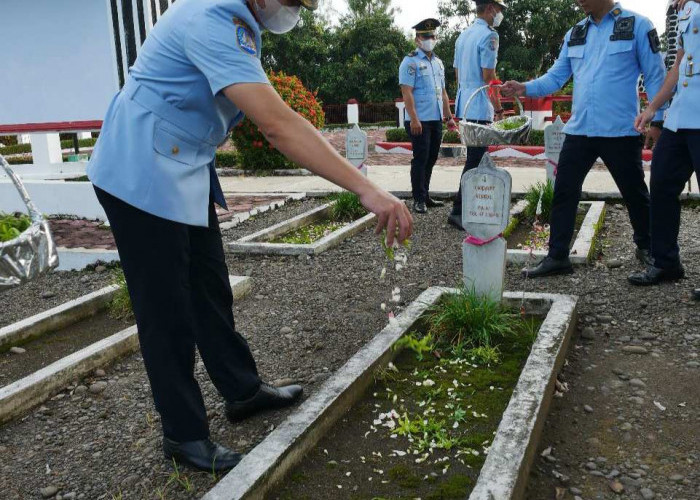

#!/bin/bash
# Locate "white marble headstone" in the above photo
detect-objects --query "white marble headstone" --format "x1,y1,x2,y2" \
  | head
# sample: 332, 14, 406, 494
544, 115, 565, 183
461, 154, 512, 301
346, 124, 368, 176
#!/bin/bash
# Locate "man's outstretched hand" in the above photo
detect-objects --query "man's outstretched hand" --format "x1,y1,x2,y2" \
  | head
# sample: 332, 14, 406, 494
500, 81, 526, 98
359, 188, 413, 247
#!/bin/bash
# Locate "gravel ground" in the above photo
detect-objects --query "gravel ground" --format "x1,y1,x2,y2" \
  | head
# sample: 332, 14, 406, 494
0, 201, 698, 500
0, 269, 114, 329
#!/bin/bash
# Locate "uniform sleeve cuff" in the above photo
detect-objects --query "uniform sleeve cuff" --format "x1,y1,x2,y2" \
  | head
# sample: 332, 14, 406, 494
524, 81, 537, 97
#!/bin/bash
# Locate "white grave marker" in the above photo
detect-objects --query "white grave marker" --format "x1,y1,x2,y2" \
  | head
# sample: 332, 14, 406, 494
461, 154, 512, 301
346, 124, 368, 176
544, 116, 565, 183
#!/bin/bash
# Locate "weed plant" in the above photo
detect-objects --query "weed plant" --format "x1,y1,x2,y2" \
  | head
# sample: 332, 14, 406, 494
524, 179, 554, 223
109, 269, 133, 321
426, 287, 518, 348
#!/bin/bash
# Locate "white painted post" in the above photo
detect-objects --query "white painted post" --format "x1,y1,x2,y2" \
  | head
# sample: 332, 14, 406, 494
77, 132, 92, 140
461, 154, 512, 301
347, 99, 359, 125
29, 133, 63, 164
346, 123, 368, 176
544, 116, 565, 184
17, 134, 31, 145
395, 100, 406, 125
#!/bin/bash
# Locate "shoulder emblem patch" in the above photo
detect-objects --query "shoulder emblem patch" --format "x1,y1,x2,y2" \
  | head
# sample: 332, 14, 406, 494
408, 63, 417, 76
489, 35, 499, 51
648, 28, 661, 54
233, 18, 257, 56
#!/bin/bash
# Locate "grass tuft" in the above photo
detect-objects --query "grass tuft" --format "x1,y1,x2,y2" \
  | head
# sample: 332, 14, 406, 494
426, 287, 518, 348
328, 191, 367, 222
524, 179, 554, 223
108, 269, 133, 321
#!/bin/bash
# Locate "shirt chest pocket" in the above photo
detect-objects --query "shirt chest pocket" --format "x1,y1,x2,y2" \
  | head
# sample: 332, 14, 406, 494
567, 45, 585, 61
153, 124, 201, 166
608, 41, 635, 60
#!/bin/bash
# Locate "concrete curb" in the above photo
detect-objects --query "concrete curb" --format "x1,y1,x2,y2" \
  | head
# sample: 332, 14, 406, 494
0, 276, 251, 424
56, 248, 120, 271
0, 285, 118, 352
219, 193, 306, 231
506, 201, 606, 265
227, 203, 377, 256
202, 288, 578, 500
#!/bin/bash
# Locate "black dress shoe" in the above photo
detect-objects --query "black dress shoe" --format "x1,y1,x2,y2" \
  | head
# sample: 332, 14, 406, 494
692, 289, 700, 301
426, 197, 444, 208
628, 265, 685, 286
522, 256, 574, 278
447, 213, 463, 230
635, 248, 653, 266
163, 437, 243, 472
225, 383, 303, 423
413, 201, 427, 214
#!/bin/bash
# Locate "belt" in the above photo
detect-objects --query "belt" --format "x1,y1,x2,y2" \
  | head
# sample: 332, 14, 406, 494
121, 78, 215, 145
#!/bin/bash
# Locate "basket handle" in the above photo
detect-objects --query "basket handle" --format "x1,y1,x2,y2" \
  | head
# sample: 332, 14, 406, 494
463, 84, 524, 118
0, 155, 44, 223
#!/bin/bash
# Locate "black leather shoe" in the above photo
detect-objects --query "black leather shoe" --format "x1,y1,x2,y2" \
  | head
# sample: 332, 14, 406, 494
163, 438, 243, 472
413, 201, 427, 214
628, 265, 685, 286
447, 213, 463, 230
426, 197, 445, 208
635, 248, 653, 266
522, 256, 574, 278
692, 289, 700, 301
225, 383, 303, 423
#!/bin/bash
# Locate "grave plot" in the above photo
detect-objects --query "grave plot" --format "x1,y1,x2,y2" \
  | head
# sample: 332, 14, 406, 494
502, 190, 606, 265
0, 275, 251, 424
228, 193, 376, 256
203, 287, 578, 500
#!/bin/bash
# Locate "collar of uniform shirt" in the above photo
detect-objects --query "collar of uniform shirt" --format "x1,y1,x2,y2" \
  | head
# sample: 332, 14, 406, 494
416, 49, 434, 60
587, 1, 623, 24
474, 18, 489, 27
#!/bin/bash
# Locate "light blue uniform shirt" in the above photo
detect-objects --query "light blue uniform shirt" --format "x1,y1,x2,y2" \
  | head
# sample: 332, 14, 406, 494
524, 3, 666, 137
87, 0, 269, 227
454, 19, 499, 121
665, 2, 700, 132
399, 49, 446, 122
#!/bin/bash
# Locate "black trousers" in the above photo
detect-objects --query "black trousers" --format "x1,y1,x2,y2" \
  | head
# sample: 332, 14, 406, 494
94, 186, 260, 442
650, 128, 700, 269
548, 135, 650, 259
405, 120, 442, 203
451, 120, 490, 216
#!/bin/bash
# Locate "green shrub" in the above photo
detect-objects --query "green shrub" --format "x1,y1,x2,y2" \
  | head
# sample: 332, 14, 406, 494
215, 151, 237, 168
0, 136, 18, 146
0, 138, 97, 157
328, 191, 367, 222
526, 129, 544, 146
231, 71, 324, 171
524, 179, 555, 223
386, 128, 410, 142
0, 212, 31, 242
427, 287, 518, 348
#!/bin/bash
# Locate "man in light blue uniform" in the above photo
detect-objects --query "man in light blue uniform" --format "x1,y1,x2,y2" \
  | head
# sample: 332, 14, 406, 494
502, 0, 667, 277
87, 0, 413, 471
629, 0, 700, 300
449, 0, 505, 229
399, 18, 456, 214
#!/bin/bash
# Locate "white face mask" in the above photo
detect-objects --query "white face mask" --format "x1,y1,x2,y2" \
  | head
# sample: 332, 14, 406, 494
492, 11, 504, 28
252, 0, 302, 35
420, 39, 437, 52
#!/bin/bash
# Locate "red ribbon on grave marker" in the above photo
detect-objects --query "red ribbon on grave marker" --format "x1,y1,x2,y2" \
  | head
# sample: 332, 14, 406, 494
464, 233, 504, 246
547, 159, 558, 177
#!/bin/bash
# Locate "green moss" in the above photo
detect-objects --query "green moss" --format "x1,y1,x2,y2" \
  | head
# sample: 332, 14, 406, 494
272, 221, 347, 244
425, 475, 473, 499
388, 465, 421, 489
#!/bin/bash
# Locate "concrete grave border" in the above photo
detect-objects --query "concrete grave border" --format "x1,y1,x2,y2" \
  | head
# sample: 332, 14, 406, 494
0, 276, 251, 424
227, 202, 376, 256
506, 201, 606, 265
0, 284, 118, 352
202, 287, 578, 500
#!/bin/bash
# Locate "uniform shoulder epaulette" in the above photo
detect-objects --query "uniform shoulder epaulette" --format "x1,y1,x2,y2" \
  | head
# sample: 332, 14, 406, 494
409, 50, 418, 57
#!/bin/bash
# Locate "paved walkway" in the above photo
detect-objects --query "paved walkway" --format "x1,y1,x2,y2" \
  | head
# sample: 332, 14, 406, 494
220, 164, 700, 196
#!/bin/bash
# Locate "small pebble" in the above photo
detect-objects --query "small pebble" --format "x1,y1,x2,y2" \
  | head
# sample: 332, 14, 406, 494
9, 346, 26, 354
89, 381, 107, 394
40, 486, 58, 498
584, 405, 594, 413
